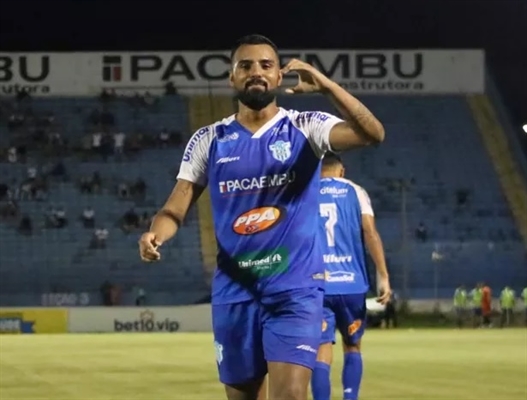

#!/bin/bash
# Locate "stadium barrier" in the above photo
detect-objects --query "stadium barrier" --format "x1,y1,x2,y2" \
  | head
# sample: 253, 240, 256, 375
0, 308, 68, 334
68, 305, 212, 333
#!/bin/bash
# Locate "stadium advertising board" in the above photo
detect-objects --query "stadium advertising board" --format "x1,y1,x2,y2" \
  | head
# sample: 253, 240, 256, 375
0, 50, 484, 96
0, 308, 68, 334
68, 305, 212, 333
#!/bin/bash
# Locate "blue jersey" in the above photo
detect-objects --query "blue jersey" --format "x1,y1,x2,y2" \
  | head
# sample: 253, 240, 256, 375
318, 177, 372, 295
177, 108, 343, 304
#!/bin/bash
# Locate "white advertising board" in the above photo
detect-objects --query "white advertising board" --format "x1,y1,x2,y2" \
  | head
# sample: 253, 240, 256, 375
68, 305, 212, 333
0, 50, 485, 96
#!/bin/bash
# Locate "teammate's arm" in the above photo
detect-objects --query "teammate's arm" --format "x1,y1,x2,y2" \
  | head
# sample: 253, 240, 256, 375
361, 214, 391, 304
324, 81, 385, 150
355, 185, 391, 304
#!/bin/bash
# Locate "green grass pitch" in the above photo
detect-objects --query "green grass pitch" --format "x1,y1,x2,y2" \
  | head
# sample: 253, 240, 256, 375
1, 329, 526, 399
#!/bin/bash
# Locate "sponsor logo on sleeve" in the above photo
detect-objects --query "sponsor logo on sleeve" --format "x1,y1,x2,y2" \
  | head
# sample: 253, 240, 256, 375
182, 127, 210, 162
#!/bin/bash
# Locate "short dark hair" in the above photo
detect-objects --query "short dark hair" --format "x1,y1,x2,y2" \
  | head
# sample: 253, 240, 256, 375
322, 152, 342, 167
230, 34, 279, 61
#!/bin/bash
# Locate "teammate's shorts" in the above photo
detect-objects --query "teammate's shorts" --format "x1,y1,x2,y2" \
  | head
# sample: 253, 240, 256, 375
212, 287, 324, 385
473, 307, 482, 316
320, 293, 367, 346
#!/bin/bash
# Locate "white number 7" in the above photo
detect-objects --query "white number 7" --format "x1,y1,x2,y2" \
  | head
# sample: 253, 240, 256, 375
320, 203, 338, 247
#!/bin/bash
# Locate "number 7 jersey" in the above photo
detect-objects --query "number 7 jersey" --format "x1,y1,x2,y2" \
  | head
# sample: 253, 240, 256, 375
319, 177, 373, 295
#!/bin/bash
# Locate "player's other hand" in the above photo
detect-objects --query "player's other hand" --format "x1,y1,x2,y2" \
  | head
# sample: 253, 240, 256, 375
376, 278, 392, 305
281, 59, 333, 94
139, 232, 162, 262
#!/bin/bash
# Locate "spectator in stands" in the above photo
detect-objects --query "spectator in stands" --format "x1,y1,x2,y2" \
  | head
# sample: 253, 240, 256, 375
81, 207, 95, 228
91, 131, 103, 156
134, 285, 146, 306
55, 206, 67, 228
50, 160, 67, 180
100, 110, 115, 127
100, 280, 112, 306
456, 189, 470, 208
16, 88, 31, 103
7, 112, 25, 131
88, 108, 101, 125
91, 227, 109, 249
158, 128, 170, 148
121, 208, 140, 233
18, 215, 32, 235
7, 146, 17, 163
132, 178, 146, 201
27, 166, 37, 181
118, 182, 130, 199
113, 130, 126, 156
164, 81, 177, 95
80, 172, 102, 194
0, 200, 18, 220
0, 182, 7, 201
19, 180, 33, 200
143, 91, 158, 109
140, 211, 153, 229
415, 222, 428, 242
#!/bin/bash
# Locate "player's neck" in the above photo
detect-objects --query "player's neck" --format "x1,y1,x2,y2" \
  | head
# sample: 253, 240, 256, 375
320, 170, 338, 178
236, 103, 280, 133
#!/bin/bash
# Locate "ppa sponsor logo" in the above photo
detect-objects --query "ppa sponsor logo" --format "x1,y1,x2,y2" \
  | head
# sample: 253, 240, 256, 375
232, 206, 283, 235
114, 310, 180, 333
183, 127, 210, 162
218, 171, 295, 195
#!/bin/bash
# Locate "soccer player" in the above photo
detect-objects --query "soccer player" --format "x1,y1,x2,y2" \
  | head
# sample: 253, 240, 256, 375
138, 34, 385, 400
499, 286, 515, 328
311, 153, 391, 400
453, 285, 468, 328
470, 283, 483, 327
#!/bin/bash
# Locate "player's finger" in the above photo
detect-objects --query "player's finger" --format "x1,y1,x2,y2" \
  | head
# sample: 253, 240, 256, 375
376, 292, 390, 304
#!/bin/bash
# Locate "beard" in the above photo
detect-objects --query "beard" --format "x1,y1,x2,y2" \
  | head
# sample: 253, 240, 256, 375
234, 79, 277, 111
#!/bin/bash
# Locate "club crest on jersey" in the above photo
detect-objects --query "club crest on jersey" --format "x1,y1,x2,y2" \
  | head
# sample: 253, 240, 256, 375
269, 140, 291, 163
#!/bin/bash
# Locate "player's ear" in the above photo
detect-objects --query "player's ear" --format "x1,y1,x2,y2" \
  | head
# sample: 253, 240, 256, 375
229, 70, 234, 88
277, 67, 283, 87
340, 167, 345, 178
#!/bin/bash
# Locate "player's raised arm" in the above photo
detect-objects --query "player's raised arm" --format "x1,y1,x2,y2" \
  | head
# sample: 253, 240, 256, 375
139, 125, 213, 262
355, 185, 391, 304
282, 59, 385, 150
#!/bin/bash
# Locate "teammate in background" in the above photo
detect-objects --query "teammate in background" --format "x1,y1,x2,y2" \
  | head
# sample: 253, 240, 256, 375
522, 287, 527, 326
311, 153, 391, 400
138, 34, 385, 400
499, 286, 515, 328
481, 283, 492, 327
453, 285, 468, 328
470, 283, 483, 328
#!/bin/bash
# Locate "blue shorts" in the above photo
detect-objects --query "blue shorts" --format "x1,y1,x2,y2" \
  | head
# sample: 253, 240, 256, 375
320, 293, 367, 346
212, 287, 324, 385
473, 307, 482, 316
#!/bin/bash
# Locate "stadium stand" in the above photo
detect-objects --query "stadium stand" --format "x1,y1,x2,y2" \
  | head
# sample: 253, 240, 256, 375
0, 90, 525, 306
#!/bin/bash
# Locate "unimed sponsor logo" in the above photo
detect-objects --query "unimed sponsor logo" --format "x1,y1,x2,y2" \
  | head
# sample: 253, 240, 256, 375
114, 310, 179, 333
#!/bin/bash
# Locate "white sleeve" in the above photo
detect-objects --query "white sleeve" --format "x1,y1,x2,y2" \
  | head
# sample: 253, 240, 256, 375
176, 125, 214, 187
356, 185, 374, 216
291, 111, 344, 158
